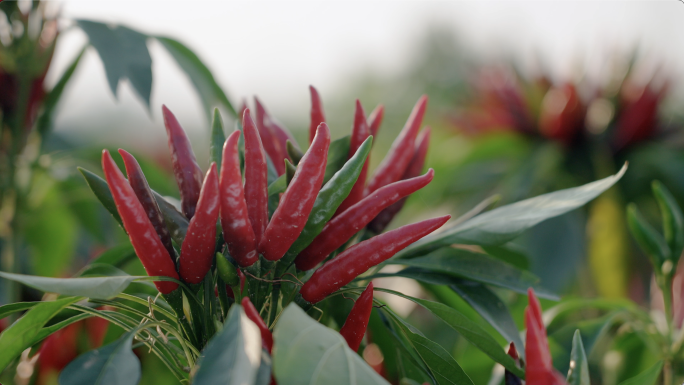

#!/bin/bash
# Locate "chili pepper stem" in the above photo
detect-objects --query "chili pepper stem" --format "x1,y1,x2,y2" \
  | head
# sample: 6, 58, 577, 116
267, 283, 281, 328
203, 271, 216, 343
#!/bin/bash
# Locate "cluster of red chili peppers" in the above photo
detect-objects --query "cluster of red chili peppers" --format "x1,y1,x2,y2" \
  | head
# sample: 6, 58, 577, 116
97, 86, 447, 366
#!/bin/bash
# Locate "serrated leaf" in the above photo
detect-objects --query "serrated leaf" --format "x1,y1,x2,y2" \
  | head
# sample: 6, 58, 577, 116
273, 304, 389, 385
0, 271, 142, 300
617, 360, 663, 385
566, 330, 590, 385
60, 329, 141, 385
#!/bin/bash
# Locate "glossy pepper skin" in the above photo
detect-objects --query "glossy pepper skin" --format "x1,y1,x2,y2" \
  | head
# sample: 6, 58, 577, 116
242, 297, 274, 353
219, 130, 258, 267
102, 150, 179, 294
335, 100, 371, 215
300, 215, 449, 303
162, 105, 204, 219
255, 97, 286, 175
368, 127, 431, 234
367, 104, 384, 139
179, 163, 220, 284
118, 149, 176, 260
295, 169, 435, 271
259, 123, 331, 261
309, 85, 326, 144
243, 109, 269, 244
525, 288, 568, 385
365, 95, 428, 195
339, 282, 374, 351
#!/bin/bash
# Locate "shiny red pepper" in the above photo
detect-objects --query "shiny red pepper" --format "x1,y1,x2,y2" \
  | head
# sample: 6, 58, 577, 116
309, 85, 326, 144
255, 97, 286, 175
295, 169, 435, 271
102, 150, 179, 294
118, 149, 176, 260
339, 282, 374, 351
259, 123, 331, 261
368, 127, 431, 234
162, 105, 204, 219
300, 215, 449, 303
365, 95, 427, 195
179, 163, 220, 284
367, 104, 384, 139
242, 297, 273, 353
525, 288, 568, 385
220, 131, 258, 267
267, 117, 298, 163
243, 109, 269, 244
335, 100, 371, 216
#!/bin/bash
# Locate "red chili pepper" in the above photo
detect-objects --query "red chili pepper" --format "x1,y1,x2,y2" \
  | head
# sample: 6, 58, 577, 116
224, 269, 246, 299
367, 127, 431, 234
118, 149, 176, 260
162, 105, 204, 220
259, 123, 331, 261
339, 282, 374, 351
37, 322, 80, 373
505, 342, 522, 385
179, 163, 220, 284
367, 104, 384, 139
102, 150, 179, 294
243, 109, 269, 244
300, 215, 449, 303
267, 116, 298, 162
365, 95, 427, 195
309, 85, 326, 144
220, 131, 258, 267
525, 288, 568, 385
255, 97, 286, 175
295, 169, 434, 271
242, 297, 274, 353
335, 100, 371, 216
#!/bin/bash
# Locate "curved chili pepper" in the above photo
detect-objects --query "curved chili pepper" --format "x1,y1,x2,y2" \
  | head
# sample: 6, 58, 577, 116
309, 85, 326, 144
259, 123, 331, 261
162, 105, 204, 219
179, 163, 220, 284
365, 95, 427, 195
335, 100, 371, 216
339, 282, 374, 351
243, 109, 269, 244
242, 297, 273, 353
220, 130, 258, 267
367, 104, 384, 139
300, 215, 449, 303
268, 116, 298, 162
102, 150, 179, 294
295, 169, 434, 271
255, 97, 286, 175
368, 127, 431, 234
118, 149, 176, 260
525, 288, 567, 385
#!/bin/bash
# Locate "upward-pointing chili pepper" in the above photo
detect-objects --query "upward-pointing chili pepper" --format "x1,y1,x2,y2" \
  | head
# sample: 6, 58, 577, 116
118, 149, 176, 260
339, 282, 374, 351
335, 100, 371, 216
243, 109, 269, 244
365, 95, 427, 195
300, 215, 449, 303
267, 116, 298, 162
102, 150, 179, 294
259, 123, 330, 261
367, 104, 384, 139
242, 297, 273, 353
368, 127, 431, 234
505, 343, 522, 385
179, 163, 220, 284
295, 169, 435, 271
162, 105, 204, 219
220, 130, 258, 267
309, 85, 325, 144
255, 98, 286, 175
525, 288, 568, 385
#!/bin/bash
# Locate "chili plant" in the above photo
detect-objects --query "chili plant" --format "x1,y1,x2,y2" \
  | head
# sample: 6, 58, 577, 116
0, 90, 627, 384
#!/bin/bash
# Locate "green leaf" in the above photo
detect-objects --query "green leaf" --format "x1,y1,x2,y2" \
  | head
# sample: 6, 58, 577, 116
0, 271, 142, 300
193, 305, 262, 385
210, 108, 226, 173
627, 203, 669, 269
617, 360, 663, 385
268, 175, 287, 196
273, 304, 389, 385
0, 297, 81, 371
652, 181, 684, 265
78, 167, 123, 229
323, 135, 351, 185
0, 302, 37, 320
90, 244, 136, 268
77, 20, 152, 107
255, 350, 273, 385
156, 36, 237, 119
390, 247, 558, 299
60, 329, 141, 385
397, 164, 627, 258
152, 191, 188, 245
566, 330, 590, 385
375, 288, 524, 378
481, 244, 529, 270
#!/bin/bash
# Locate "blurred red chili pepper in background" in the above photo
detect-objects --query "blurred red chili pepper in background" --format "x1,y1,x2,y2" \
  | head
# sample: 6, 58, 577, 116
367, 104, 385, 139
309, 85, 326, 144
255, 98, 286, 175
538, 83, 584, 145
525, 288, 568, 385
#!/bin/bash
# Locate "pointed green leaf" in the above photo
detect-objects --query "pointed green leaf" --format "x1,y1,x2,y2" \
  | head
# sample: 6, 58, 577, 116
323, 135, 351, 185
566, 330, 590, 385
210, 108, 226, 173
627, 203, 669, 269
652, 181, 684, 265
0, 271, 143, 299
617, 360, 663, 385
78, 167, 123, 229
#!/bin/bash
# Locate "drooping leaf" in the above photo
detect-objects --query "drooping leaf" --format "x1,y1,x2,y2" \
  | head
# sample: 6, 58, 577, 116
60, 329, 141, 385
617, 360, 663, 385
193, 305, 262, 385
323, 135, 351, 185
273, 304, 389, 385
0, 271, 142, 300
566, 330, 590, 385
78, 167, 123, 229
397, 164, 627, 258
0, 297, 81, 371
